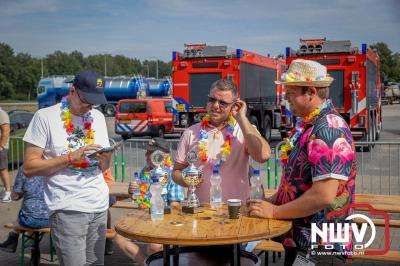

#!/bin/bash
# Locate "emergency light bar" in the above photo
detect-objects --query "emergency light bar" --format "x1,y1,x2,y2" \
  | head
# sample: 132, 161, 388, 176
297, 39, 355, 55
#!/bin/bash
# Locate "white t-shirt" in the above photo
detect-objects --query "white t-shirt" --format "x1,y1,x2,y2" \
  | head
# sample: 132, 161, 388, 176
0, 109, 10, 149
23, 103, 110, 214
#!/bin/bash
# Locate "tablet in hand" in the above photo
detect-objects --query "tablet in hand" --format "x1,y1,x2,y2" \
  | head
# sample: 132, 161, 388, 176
87, 141, 123, 159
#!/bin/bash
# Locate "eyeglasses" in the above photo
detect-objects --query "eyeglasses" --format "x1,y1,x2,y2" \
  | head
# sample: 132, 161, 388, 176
76, 90, 91, 105
207, 95, 236, 108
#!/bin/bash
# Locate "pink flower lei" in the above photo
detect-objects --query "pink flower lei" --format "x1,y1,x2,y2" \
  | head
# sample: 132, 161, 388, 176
198, 114, 235, 168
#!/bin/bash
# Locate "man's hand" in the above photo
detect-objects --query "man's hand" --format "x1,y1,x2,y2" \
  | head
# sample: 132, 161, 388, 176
172, 162, 189, 187
95, 150, 112, 172
231, 99, 247, 121
69, 144, 102, 163
248, 199, 276, 219
128, 180, 139, 195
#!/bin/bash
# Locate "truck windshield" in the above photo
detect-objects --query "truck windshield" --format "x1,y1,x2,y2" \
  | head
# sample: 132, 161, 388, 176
189, 73, 221, 108
327, 70, 344, 109
119, 102, 147, 113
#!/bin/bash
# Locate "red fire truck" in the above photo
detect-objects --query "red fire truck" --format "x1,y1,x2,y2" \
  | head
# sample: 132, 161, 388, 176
171, 44, 285, 141
283, 38, 382, 143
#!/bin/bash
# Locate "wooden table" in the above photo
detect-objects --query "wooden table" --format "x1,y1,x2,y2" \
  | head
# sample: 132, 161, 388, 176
115, 205, 292, 266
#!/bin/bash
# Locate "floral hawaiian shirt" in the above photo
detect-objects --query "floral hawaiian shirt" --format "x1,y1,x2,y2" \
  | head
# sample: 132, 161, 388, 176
275, 103, 356, 252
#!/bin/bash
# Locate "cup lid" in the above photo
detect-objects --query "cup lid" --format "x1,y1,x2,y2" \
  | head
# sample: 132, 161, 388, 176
227, 199, 242, 206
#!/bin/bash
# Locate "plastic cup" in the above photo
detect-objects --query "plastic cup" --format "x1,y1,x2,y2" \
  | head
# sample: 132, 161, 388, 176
227, 199, 242, 219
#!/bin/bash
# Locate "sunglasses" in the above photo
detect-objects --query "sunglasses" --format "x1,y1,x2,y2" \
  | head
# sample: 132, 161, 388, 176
207, 95, 236, 108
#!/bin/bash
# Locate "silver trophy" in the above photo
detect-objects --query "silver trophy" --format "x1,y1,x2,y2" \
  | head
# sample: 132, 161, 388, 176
149, 150, 171, 213
182, 150, 204, 212
150, 150, 168, 186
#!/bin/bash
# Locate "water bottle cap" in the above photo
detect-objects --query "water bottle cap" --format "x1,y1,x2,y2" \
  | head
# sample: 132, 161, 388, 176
212, 169, 219, 174
253, 169, 260, 175
134, 172, 138, 177
152, 178, 159, 183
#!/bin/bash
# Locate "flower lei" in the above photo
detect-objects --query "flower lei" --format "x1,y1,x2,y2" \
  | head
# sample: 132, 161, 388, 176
61, 95, 96, 171
279, 99, 332, 165
136, 170, 151, 209
198, 114, 235, 168
136, 155, 172, 209
163, 154, 173, 171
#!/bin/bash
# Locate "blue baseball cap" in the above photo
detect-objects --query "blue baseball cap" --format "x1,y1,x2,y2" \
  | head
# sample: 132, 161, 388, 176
70, 70, 107, 105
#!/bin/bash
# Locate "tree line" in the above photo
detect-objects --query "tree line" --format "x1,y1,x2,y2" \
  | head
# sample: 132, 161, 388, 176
0, 42, 172, 101
370, 43, 400, 84
1, 41, 399, 101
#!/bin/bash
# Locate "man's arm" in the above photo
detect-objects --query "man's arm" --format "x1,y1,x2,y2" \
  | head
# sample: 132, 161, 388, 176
23, 143, 102, 177
24, 144, 69, 177
0, 123, 10, 149
274, 179, 339, 219
232, 100, 271, 163
249, 178, 339, 219
172, 162, 189, 187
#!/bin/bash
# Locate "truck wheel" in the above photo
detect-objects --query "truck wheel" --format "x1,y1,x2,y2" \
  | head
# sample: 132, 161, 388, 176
372, 113, 377, 142
250, 116, 259, 130
263, 115, 272, 142
104, 104, 116, 117
375, 110, 381, 141
156, 127, 165, 138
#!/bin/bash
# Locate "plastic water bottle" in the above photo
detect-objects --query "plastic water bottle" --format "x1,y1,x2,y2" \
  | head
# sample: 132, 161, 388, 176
150, 178, 164, 222
210, 169, 222, 209
250, 169, 263, 200
131, 172, 140, 201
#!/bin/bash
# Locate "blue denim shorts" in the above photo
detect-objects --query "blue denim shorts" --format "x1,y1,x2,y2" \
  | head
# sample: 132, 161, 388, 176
18, 210, 49, 229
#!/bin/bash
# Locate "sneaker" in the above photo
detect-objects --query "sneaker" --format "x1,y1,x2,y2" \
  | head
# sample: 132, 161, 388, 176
1, 191, 11, 203
0, 231, 19, 253
104, 239, 114, 255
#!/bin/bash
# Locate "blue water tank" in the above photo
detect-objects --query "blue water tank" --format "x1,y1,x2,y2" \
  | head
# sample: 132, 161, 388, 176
104, 77, 150, 101
146, 78, 171, 97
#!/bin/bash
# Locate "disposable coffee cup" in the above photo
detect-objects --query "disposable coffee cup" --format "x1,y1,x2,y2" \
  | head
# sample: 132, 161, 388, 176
227, 199, 242, 219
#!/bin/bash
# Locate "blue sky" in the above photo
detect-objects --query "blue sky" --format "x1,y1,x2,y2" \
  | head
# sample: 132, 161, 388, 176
0, 0, 399, 61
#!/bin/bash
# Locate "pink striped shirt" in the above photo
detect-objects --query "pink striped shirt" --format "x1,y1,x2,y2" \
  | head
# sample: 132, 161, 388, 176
174, 122, 250, 204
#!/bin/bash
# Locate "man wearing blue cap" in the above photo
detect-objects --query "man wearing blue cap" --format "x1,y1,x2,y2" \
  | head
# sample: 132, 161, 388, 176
23, 70, 112, 265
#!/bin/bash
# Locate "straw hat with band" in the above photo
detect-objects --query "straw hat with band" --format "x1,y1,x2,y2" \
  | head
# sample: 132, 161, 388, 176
275, 59, 334, 88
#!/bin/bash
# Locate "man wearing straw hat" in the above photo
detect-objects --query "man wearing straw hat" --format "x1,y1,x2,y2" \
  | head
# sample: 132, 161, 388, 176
249, 59, 356, 265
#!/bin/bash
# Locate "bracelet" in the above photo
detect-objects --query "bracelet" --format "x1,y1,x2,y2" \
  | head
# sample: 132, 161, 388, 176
272, 205, 278, 219
67, 153, 73, 164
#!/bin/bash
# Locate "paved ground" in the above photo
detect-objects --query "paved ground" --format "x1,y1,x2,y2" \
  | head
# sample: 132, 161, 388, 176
1, 104, 400, 265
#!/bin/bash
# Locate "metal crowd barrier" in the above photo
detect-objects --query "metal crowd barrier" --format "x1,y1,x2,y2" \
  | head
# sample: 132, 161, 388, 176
355, 141, 400, 195
6, 137, 400, 195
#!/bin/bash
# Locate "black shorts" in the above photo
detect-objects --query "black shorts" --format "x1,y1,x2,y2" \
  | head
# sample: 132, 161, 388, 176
0, 149, 8, 170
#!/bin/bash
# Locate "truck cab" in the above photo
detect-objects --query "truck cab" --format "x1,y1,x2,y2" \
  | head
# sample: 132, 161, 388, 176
114, 98, 174, 139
